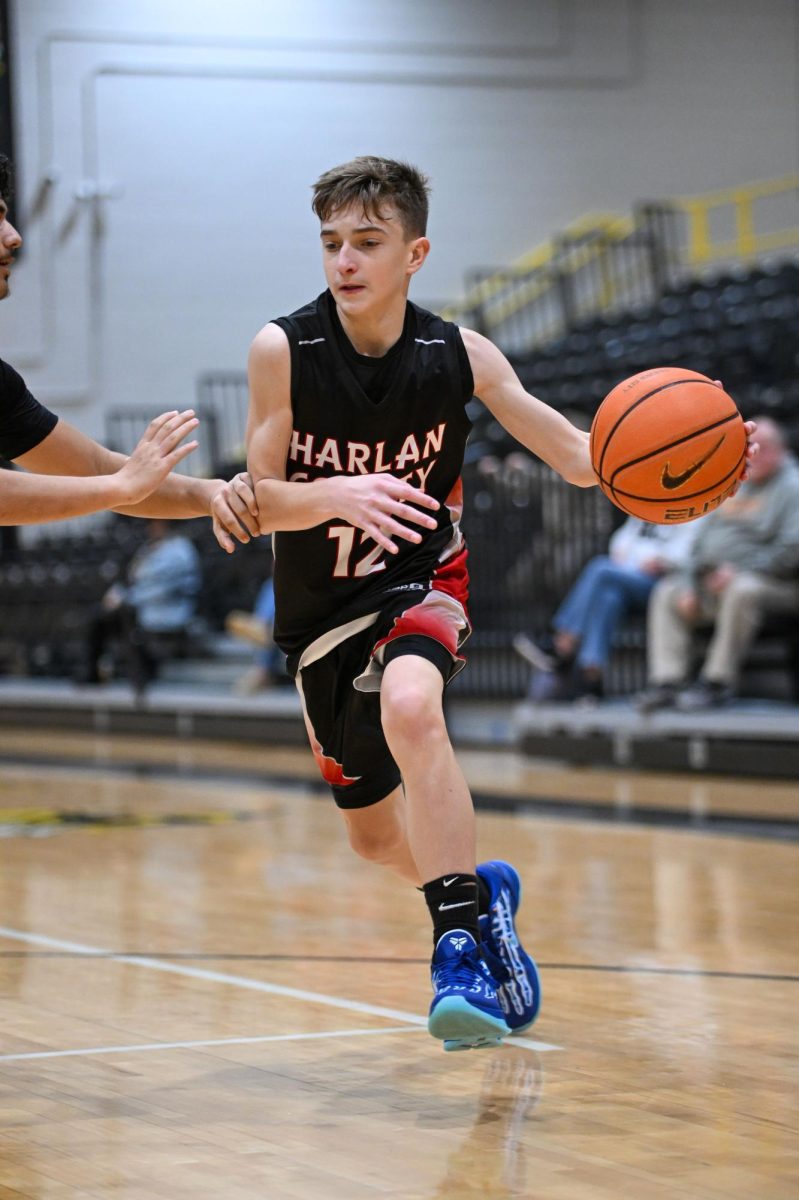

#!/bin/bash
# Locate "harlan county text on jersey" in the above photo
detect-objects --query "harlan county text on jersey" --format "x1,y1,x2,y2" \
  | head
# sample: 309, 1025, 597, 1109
286, 421, 447, 489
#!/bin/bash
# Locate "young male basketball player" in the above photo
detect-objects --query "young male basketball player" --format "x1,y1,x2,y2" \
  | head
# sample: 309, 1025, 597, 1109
0, 155, 258, 547
246, 157, 599, 1050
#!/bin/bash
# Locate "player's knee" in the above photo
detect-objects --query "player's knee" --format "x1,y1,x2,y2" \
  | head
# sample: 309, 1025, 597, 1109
347, 817, 405, 864
380, 681, 446, 748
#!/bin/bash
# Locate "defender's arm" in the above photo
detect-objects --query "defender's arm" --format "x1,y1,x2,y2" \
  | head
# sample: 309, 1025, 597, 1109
15, 416, 259, 550
3, 410, 198, 525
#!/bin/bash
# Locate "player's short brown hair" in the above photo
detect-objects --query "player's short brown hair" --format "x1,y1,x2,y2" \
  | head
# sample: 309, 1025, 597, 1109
0, 155, 11, 206
312, 156, 430, 238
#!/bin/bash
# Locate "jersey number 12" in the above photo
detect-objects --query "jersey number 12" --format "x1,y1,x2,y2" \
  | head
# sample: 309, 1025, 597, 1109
328, 525, 387, 578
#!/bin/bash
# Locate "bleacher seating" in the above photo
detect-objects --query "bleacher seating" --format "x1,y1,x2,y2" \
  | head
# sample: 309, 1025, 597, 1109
468, 257, 799, 456
0, 516, 272, 682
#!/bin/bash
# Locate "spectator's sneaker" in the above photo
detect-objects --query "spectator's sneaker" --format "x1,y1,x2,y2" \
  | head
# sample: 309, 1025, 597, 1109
512, 633, 556, 673
428, 930, 510, 1052
477, 861, 542, 1035
225, 610, 272, 648
636, 682, 679, 714
232, 665, 274, 696
676, 680, 734, 711
573, 668, 604, 708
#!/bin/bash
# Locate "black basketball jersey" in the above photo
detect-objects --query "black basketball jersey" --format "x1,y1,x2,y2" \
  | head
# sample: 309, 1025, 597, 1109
0, 357, 59, 460
270, 290, 474, 657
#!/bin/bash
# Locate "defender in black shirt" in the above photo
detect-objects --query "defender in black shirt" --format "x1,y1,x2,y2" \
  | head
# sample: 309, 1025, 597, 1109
248, 156, 598, 1050
0, 357, 58, 460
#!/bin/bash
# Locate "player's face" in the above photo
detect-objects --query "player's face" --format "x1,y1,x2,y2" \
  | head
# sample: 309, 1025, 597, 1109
0, 201, 22, 300
320, 202, 428, 316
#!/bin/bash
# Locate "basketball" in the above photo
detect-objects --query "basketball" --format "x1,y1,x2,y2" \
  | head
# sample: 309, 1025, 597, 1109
590, 367, 747, 523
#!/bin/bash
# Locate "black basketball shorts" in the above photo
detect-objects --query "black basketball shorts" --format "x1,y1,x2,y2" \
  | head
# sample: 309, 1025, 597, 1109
292, 587, 471, 809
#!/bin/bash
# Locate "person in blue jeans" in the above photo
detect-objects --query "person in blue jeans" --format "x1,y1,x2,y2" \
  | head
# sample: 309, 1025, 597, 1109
514, 515, 699, 701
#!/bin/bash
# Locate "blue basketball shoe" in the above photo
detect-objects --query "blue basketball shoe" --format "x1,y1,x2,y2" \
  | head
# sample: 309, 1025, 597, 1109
477, 861, 542, 1034
428, 929, 511, 1052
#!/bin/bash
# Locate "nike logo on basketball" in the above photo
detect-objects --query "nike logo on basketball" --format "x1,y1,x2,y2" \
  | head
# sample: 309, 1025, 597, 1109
439, 900, 472, 911
661, 436, 724, 490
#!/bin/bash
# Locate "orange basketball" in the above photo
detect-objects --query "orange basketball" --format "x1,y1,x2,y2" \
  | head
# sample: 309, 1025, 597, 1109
590, 367, 747, 524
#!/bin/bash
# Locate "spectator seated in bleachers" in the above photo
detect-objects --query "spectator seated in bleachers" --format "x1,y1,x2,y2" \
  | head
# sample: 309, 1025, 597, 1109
514, 515, 698, 703
638, 417, 799, 712
77, 517, 201, 690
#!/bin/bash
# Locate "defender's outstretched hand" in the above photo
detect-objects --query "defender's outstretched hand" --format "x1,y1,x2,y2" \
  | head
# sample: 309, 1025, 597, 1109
328, 473, 440, 555
210, 471, 261, 553
114, 410, 199, 505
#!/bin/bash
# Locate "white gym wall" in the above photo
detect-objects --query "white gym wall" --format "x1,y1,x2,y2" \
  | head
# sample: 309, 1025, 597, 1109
1, 0, 796, 443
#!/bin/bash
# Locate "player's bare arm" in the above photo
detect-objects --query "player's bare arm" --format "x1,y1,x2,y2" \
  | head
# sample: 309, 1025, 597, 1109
461, 327, 596, 487
1, 410, 202, 526
247, 323, 439, 555
15, 414, 260, 551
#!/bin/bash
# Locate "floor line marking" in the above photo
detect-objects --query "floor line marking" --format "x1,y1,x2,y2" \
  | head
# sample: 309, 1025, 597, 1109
0, 926, 563, 1052
0, 1026, 425, 1063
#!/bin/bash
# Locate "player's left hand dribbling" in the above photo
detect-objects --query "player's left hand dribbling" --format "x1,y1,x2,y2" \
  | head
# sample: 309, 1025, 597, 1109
712, 382, 757, 492
210, 471, 260, 553
740, 420, 758, 479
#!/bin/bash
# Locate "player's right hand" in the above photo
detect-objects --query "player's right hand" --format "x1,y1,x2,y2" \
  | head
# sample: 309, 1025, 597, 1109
114, 410, 199, 504
328, 474, 440, 555
209, 471, 260, 553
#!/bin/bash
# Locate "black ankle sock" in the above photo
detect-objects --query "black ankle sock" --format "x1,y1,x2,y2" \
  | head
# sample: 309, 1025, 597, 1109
423, 873, 481, 945
476, 872, 490, 916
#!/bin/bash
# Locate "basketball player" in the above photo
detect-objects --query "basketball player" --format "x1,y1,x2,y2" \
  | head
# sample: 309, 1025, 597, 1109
0, 155, 258, 548
245, 156, 743, 1050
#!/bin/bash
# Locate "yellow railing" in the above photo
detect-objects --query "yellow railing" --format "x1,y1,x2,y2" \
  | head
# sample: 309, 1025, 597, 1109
443, 175, 799, 333
676, 174, 799, 264
440, 213, 632, 324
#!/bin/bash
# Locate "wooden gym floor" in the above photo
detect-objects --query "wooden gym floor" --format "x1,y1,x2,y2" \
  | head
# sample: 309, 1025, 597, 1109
0, 729, 797, 1199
